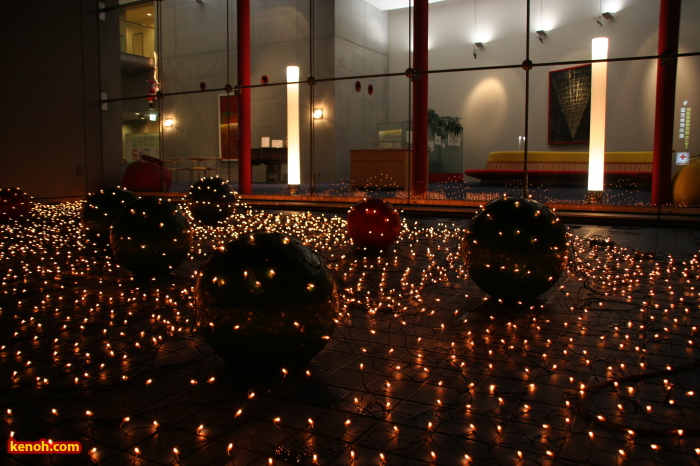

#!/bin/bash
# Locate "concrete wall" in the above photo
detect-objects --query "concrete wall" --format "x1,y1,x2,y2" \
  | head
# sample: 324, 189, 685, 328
155, 0, 388, 184
0, 0, 114, 199
388, 0, 700, 175
2, 0, 697, 199
333, 0, 388, 183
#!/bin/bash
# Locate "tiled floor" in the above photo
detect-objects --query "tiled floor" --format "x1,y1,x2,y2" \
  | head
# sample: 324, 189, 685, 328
1, 200, 700, 465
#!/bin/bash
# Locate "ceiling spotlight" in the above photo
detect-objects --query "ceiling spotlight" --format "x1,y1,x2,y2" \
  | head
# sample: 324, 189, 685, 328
596, 12, 614, 26
536, 30, 547, 43
473, 42, 484, 59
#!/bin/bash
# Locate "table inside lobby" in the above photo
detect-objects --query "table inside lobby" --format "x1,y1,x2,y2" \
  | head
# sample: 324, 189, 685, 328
173, 157, 220, 182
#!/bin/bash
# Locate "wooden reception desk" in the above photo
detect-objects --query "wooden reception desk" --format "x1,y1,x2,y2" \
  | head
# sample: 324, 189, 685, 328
350, 149, 411, 189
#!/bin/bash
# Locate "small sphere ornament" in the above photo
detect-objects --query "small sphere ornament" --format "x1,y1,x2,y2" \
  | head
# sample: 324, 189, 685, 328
347, 198, 402, 251
461, 196, 567, 301
0, 188, 32, 223
189, 176, 237, 225
109, 197, 191, 276
194, 231, 339, 372
81, 187, 138, 245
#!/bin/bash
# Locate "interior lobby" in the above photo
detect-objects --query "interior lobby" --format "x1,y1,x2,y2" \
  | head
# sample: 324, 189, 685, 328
2, 0, 700, 465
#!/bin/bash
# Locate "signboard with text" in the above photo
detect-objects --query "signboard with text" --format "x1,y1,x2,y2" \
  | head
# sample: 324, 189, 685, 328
679, 100, 691, 150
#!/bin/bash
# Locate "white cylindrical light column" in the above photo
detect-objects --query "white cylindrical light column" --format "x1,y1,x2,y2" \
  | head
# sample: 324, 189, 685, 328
286, 65, 301, 188
588, 37, 609, 195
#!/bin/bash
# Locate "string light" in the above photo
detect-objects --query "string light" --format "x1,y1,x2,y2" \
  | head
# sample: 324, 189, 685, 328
0, 200, 698, 464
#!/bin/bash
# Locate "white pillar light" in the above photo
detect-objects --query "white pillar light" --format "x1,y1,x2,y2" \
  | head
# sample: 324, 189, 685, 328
286, 66, 301, 187
588, 37, 608, 193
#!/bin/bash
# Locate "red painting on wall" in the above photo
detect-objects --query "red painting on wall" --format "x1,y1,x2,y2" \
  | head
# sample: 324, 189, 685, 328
219, 95, 239, 160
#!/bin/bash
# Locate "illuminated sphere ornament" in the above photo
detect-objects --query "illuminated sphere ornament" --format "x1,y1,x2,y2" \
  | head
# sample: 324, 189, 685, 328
189, 177, 237, 225
0, 188, 32, 223
347, 198, 401, 251
81, 187, 138, 245
461, 197, 567, 301
110, 197, 191, 276
194, 231, 339, 372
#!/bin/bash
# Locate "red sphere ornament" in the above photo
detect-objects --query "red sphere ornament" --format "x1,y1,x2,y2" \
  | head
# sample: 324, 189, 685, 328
122, 155, 172, 192
347, 198, 401, 251
0, 188, 32, 223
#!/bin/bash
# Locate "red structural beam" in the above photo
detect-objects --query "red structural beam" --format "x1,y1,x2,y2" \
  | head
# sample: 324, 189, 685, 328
237, 0, 252, 195
411, 0, 429, 196
651, 0, 681, 205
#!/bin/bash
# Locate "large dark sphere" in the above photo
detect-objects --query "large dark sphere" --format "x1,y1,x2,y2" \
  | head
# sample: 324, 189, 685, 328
347, 198, 402, 251
81, 187, 138, 244
194, 231, 339, 372
189, 177, 237, 225
110, 197, 191, 276
461, 197, 568, 301
0, 188, 32, 223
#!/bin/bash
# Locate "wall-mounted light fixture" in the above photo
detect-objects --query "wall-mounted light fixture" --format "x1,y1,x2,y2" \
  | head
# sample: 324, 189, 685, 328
473, 42, 484, 59
536, 30, 547, 43
312, 108, 324, 120
195, 0, 204, 4
164, 118, 174, 127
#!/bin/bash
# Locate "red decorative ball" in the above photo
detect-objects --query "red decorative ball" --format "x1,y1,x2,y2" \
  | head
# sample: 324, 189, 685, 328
122, 155, 172, 192
0, 188, 32, 223
347, 198, 401, 251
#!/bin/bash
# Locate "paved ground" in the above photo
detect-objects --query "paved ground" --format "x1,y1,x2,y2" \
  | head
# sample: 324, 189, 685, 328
1, 201, 699, 465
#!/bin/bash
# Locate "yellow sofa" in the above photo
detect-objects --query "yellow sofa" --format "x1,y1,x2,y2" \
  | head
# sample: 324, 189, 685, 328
464, 151, 653, 187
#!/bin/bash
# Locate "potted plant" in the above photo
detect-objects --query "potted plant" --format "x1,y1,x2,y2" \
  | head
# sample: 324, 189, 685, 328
427, 109, 463, 138
428, 109, 447, 139
442, 116, 463, 135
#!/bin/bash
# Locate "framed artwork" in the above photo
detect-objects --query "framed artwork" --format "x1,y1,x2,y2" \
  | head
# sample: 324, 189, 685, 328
548, 64, 591, 144
219, 94, 239, 160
